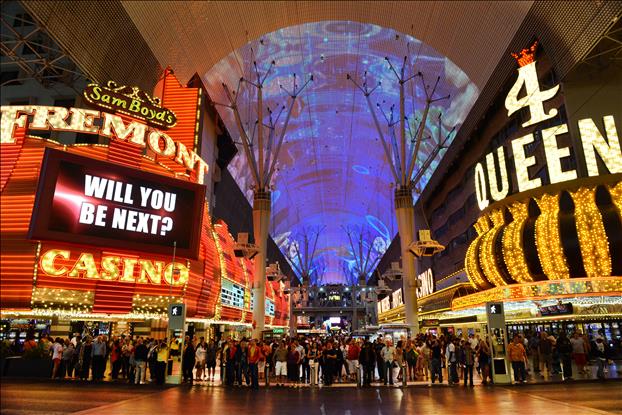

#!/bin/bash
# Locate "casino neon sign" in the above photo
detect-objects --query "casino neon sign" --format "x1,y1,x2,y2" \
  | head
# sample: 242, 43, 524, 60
39, 248, 189, 286
474, 41, 621, 211
0, 105, 209, 184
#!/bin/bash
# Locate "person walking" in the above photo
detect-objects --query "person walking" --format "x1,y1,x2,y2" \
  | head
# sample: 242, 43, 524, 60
374, 339, 385, 384
570, 332, 588, 375
594, 337, 607, 380
508, 334, 527, 383
248, 339, 262, 389
78, 336, 93, 380
430, 339, 443, 384
195, 338, 206, 381
182, 337, 196, 383
557, 331, 573, 381
462, 341, 475, 387
273, 341, 288, 386
134, 338, 149, 384
205, 340, 217, 382
322, 341, 338, 386
346, 339, 360, 383
358, 340, 375, 386
110, 339, 121, 380
286, 343, 300, 385
446, 338, 459, 385
61, 339, 75, 378
478, 338, 492, 385
91, 335, 107, 381
155, 339, 168, 385
404, 342, 417, 382
538, 331, 553, 376
51, 337, 64, 379
380, 340, 396, 385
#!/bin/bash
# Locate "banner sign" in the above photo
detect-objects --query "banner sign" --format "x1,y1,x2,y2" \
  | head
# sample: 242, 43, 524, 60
29, 148, 205, 258
539, 302, 573, 316
416, 268, 435, 297
391, 288, 403, 307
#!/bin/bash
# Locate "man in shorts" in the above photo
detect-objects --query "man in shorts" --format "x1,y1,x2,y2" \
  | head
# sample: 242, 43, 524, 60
346, 339, 360, 382
273, 341, 288, 386
570, 331, 588, 374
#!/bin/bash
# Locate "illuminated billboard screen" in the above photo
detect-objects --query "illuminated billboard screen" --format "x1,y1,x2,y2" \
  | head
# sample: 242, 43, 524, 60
29, 148, 205, 258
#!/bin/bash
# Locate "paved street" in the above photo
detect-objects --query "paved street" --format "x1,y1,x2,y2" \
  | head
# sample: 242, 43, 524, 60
1, 380, 621, 415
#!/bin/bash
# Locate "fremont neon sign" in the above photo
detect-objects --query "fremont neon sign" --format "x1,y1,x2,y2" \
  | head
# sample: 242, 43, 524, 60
39, 248, 189, 286
474, 41, 621, 211
0, 105, 209, 184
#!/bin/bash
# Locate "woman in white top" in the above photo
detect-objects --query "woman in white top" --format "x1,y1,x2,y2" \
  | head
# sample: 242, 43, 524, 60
51, 337, 64, 379
195, 342, 207, 380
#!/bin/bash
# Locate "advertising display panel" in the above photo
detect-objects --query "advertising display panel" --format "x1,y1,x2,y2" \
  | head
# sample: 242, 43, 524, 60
29, 148, 205, 258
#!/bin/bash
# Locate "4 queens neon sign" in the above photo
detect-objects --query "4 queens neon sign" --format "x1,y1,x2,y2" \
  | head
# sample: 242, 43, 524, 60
474, 41, 621, 211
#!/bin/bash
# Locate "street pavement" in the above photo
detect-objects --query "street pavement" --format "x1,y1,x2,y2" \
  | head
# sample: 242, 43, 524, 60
1, 379, 621, 414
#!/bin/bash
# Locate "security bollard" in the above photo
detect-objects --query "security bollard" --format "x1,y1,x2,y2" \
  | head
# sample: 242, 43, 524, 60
310, 364, 316, 386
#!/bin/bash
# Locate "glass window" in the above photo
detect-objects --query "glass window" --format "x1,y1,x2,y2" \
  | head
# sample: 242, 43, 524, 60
220, 279, 245, 308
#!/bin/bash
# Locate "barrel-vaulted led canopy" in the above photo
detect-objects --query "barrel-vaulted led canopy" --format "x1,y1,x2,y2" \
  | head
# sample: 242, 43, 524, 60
121, 1, 533, 284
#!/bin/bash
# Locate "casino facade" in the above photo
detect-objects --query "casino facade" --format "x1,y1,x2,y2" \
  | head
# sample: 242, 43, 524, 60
0, 67, 290, 342
375, 15, 622, 347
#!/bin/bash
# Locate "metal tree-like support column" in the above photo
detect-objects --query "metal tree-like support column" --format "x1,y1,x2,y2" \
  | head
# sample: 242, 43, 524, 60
220, 59, 311, 338
344, 226, 382, 331
347, 55, 452, 335
287, 226, 325, 335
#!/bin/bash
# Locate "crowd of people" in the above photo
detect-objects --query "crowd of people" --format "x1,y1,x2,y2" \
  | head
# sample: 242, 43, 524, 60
13, 328, 616, 387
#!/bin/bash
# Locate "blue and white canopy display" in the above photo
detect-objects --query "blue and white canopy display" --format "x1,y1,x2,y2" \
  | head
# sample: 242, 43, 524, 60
203, 21, 479, 284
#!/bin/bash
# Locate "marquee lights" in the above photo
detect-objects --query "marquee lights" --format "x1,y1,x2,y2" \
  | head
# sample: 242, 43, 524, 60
465, 215, 492, 290
542, 124, 577, 184
570, 187, 611, 278
610, 182, 622, 217
466, 182, 617, 289
478, 209, 507, 287
0, 105, 209, 184
579, 116, 622, 177
486, 147, 510, 201
535, 193, 570, 280
39, 248, 189, 286
502, 201, 532, 284
452, 277, 622, 311
512, 133, 542, 192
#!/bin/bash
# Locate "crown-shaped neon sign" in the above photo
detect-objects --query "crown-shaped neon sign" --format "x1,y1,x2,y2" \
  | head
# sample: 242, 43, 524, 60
511, 40, 538, 67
